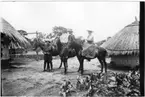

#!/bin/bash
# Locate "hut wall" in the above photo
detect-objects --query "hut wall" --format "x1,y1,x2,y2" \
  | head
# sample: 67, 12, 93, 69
111, 55, 139, 68
1, 45, 10, 60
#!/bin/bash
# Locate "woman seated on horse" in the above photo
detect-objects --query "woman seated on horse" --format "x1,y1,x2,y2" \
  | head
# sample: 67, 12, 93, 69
86, 30, 94, 44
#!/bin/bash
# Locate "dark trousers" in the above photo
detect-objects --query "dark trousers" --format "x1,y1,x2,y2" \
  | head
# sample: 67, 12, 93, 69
44, 54, 53, 71
44, 60, 53, 70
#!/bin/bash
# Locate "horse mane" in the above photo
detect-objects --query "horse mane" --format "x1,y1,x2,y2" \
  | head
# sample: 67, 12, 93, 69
68, 37, 83, 52
53, 37, 62, 47
50, 37, 63, 53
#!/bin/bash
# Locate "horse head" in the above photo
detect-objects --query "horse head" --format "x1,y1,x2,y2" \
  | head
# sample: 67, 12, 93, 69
32, 38, 41, 50
42, 37, 62, 56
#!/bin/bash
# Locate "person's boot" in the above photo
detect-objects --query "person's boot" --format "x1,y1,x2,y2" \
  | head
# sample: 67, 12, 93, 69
86, 59, 91, 61
50, 62, 53, 71
64, 68, 67, 74
81, 69, 84, 75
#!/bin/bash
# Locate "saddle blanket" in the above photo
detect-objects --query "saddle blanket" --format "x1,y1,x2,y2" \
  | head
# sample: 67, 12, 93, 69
82, 44, 98, 58
60, 33, 69, 43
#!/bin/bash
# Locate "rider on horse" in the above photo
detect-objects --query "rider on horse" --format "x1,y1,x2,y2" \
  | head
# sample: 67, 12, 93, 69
82, 30, 97, 59
86, 30, 94, 44
68, 29, 75, 42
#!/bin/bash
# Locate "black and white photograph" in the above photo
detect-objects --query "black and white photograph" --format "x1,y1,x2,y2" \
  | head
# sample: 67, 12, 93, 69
1, 1, 143, 96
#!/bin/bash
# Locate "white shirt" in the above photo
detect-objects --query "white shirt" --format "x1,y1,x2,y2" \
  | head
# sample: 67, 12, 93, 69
87, 34, 94, 42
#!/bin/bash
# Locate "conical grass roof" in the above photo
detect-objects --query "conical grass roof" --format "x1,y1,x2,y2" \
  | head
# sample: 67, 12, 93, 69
0, 18, 30, 47
101, 20, 139, 56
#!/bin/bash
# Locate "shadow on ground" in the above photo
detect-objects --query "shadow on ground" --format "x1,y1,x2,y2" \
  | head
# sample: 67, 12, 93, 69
1, 58, 34, 69
97, 63, 131, 72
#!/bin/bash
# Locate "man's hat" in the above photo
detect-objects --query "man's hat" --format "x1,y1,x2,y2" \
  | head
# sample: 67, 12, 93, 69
87, 30, 93, 33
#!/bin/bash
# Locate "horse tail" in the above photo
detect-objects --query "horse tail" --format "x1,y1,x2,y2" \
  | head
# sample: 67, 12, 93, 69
105, 49, 109, 58
102, 48, 108, 58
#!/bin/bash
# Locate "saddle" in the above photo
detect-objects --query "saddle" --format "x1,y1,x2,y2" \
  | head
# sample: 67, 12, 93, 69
82, 42, 98, 58
82, 42, 93, 50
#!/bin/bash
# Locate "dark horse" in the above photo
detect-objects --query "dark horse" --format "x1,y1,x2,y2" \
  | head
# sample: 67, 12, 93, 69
50, 36, 78, 73
33, 37, 77, 73
33, 40, 53, 71
66, 37, 108, 74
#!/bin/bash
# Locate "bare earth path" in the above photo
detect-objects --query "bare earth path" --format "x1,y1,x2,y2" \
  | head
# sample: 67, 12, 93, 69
2, 57, 124, 96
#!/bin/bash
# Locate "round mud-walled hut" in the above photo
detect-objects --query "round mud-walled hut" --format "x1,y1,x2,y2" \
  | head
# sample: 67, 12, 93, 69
101, 19, 139, 68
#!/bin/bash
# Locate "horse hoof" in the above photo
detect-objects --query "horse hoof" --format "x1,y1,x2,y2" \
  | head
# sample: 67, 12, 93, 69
81, 72, 83, 75
47, 69, 51, 72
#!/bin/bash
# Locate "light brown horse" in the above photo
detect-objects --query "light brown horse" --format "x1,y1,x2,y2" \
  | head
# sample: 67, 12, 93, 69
33, 38, 43, 61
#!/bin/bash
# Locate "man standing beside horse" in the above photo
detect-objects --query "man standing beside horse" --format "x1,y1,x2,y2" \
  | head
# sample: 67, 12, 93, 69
42, 40, 53, 72
68, 29, 75, 42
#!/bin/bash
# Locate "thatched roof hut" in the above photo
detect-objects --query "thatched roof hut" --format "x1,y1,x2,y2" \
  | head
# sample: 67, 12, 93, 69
95, 40, 106, 46
101, 19, 139, 68
0, 18, 30, 47
1, 18, 30, 60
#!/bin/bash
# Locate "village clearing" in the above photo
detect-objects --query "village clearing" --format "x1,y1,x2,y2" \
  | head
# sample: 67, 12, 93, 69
2, 55, 132, 96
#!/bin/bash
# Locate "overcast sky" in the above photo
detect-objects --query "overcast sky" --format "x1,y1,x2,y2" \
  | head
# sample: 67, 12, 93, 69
1, 2, 139, 42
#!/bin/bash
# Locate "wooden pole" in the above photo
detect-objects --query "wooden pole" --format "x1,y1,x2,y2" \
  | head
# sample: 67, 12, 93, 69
36, 31, 38, 39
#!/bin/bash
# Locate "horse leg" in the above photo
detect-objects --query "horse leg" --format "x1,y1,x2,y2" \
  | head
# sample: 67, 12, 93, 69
50, 61, 53, 71
98, 58, 104, 73
36, 52, 39, 61
102, 58, 108, 82
44, 60, 47, 71
80, 58, 84, 75
77, 56, 81, 72
63, 58, 68, 74
64, 62, 68, 74
59, 59, 63, 69
102, 58, 107, 73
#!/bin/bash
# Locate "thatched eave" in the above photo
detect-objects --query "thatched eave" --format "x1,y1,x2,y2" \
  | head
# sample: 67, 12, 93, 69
101, 19, 139, 56
0, 18, 30, 48
106, 49, 139, 56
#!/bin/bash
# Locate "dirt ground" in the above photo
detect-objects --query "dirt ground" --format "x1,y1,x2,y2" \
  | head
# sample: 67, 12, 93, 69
1, 56, 129, 96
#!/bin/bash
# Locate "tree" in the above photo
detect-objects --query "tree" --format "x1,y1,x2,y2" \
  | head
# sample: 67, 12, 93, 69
17, 30, 27, 36
37, 32, 45, 39
52, 26, 67, 36
46, 26, 73, 39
